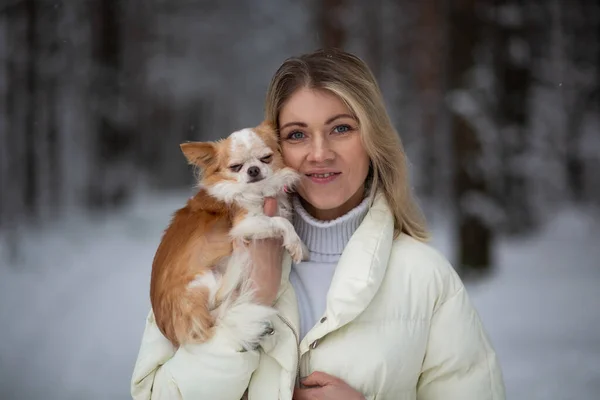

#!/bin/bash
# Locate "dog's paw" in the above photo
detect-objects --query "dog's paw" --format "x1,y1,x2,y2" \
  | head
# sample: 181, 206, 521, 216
260, 321, 275, 338
286, 239, 308, 264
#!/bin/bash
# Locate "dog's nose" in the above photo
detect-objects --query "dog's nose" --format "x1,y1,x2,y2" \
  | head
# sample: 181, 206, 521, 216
247, 166, 260, 178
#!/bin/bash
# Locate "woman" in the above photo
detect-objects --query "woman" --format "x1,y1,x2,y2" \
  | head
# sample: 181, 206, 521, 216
131, 48, 505, 400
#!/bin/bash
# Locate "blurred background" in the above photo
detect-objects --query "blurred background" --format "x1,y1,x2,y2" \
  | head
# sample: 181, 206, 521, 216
0, 0, 599, 399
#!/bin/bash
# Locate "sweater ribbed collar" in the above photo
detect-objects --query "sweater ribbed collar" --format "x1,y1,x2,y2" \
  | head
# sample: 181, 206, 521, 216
292, 195, 370, 262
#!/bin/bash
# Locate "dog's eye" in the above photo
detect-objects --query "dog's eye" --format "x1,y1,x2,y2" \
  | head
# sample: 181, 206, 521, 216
260, 154, 273, 164
229, 164, 243, 172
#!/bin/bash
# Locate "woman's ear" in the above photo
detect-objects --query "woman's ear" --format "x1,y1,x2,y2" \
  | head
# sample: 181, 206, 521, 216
180, 142, 217, 169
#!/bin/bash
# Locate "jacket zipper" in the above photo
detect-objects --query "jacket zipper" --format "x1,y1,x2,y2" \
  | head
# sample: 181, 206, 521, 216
277, 314, 301, 388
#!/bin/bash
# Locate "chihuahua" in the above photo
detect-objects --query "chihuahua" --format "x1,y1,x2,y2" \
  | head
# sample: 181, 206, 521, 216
150, 122, 306, 350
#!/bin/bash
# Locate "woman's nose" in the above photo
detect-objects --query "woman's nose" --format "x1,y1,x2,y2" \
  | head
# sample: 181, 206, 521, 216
307, 136, 335, 163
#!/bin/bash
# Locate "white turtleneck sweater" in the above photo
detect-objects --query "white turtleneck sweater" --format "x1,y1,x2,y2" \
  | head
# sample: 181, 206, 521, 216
289, 196, 370, 340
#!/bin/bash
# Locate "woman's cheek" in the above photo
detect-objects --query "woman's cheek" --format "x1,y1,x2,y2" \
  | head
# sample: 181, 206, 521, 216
282, 148, 301, 170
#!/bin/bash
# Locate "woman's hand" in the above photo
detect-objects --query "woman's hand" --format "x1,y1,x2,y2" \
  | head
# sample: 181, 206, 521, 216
246, 197, 284, 305
293, 372, 365, 400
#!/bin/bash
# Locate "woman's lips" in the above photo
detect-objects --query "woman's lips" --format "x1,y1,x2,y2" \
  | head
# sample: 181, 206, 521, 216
305, 172, 341, 184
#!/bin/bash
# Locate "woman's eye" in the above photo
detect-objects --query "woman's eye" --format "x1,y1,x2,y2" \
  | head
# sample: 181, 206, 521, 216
287, 131, 305, 140
229, 164, 243, 172
333, 124, 351, 134
260, 154, 273, 163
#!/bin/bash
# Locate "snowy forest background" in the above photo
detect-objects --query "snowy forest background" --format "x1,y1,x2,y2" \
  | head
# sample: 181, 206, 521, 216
0, 0, 599, 399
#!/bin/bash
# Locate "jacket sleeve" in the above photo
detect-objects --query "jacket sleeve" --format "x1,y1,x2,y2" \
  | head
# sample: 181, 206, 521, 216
417, 284, 506, 400
130, 311, 260, 400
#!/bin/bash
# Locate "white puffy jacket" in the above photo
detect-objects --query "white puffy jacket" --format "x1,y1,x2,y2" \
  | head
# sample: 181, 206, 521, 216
131, 194, 505, 400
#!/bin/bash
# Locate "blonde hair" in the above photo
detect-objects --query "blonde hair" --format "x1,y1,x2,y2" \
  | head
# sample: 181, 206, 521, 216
265, 48, 428, 241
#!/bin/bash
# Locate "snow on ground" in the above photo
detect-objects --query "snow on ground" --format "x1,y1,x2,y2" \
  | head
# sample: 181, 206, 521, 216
460, 209, 600, 400
0, 191, 188, 400
0, 191, 599, 400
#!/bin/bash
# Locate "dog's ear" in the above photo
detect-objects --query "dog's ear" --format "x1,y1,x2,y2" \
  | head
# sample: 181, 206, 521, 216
257, 120, 277, 132
255, 120, 279, 148
180, 142, 217, 168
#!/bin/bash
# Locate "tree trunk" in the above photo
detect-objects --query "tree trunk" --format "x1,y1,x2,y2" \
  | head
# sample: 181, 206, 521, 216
320, 0, 346, 49
1, 2, 29, 262
88, 0, 131, 209
0, 13, 7, 228
24, 0, 38, 216
448, 0, 493, 274
558, 0, 600, 203
364, 0, 382, 81
492, 0, 535, 234
564, 93, 591, 203
414, 0, 444, 198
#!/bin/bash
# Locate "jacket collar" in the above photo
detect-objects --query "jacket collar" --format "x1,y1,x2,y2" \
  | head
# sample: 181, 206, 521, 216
275, 192, 395, 348
321, 192, 394, 330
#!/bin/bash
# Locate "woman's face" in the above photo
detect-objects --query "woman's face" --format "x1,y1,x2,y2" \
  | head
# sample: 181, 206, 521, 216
279, 87, 370, 221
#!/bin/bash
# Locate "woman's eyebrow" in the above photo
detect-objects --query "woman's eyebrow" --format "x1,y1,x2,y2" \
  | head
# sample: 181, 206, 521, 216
279, 121, 307, 130
279, 114, 356, 131
325, 113, 356, 125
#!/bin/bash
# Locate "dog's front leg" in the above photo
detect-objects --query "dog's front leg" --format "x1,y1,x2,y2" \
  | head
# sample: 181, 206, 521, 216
229, 215, 280, 242
269, 216, 308, 263
230, 216, 307, 263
